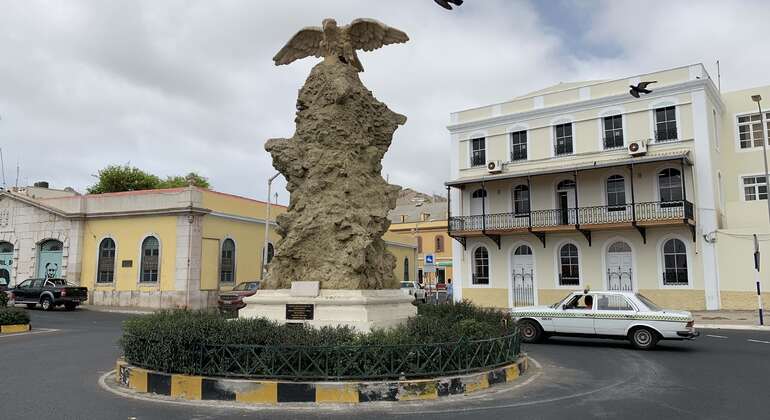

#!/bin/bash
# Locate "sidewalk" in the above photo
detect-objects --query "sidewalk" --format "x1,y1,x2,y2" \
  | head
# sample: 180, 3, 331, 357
692, 310, 770, 331
79, 304, 156, 315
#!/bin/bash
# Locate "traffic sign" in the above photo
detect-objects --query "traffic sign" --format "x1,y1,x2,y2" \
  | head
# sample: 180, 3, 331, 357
425, 254, 435, 264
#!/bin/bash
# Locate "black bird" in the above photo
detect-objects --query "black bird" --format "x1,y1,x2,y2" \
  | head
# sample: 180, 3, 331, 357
629, 81, 656, 98
434, 0, 464, 10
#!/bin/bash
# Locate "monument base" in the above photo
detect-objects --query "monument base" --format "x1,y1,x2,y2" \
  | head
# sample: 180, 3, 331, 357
239, 289, 417, 333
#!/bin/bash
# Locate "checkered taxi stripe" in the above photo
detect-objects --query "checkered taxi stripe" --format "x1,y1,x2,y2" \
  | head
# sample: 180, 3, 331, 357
512, 311, 691, 322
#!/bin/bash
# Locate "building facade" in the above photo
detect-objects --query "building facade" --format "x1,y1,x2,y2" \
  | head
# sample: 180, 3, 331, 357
447, 63, 770, 311
0, 186, 416, 308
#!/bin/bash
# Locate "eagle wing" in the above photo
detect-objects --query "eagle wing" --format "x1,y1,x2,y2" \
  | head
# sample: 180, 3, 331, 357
637, 80, 657, 90
273, 27, 324, 66
347, 18, 409, 52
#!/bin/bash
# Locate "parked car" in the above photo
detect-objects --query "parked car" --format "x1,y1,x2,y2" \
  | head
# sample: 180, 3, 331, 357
400, 281, 426, 303
217, 281, 261, 312
510, 290, 699, 350
10, 278, 89, 311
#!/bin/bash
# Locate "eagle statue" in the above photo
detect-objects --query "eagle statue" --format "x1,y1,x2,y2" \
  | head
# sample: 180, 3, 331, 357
273, 18, 409, 72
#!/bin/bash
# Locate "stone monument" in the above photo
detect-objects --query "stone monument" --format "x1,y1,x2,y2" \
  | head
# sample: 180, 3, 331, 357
240, 18, 417, 331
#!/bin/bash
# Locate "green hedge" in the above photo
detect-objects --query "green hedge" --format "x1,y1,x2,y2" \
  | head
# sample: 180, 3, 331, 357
0, 291, 8, 308
120, 301, 519, 379
0, 308, 30, 326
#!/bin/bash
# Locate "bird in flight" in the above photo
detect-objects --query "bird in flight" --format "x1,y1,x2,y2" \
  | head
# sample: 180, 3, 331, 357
629, 81, 657, 98
435, 0, 464, 10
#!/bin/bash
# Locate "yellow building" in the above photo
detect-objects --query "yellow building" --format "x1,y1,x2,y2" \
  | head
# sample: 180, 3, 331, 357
0, 186, 416, 308
447, 63, 770, 311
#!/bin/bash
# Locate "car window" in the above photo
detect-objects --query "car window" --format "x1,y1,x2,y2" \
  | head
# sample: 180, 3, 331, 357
48, 279, 67, 286
596, 294, 634, 311
400, 282, 412, 288
31, 279, 44, 288
17, 280, 32, 288
247, 283, 259, 291
563, 295, 593, 310
635, 294, 661, 311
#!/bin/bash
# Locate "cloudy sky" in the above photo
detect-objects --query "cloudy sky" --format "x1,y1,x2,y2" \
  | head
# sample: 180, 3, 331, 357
1, 0, 769, 204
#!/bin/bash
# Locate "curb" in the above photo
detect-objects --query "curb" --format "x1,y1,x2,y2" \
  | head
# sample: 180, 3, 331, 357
115, 356, 528, 404
80, 306, 155, 315
0, 324, 30, 334
698, 324, 770, 331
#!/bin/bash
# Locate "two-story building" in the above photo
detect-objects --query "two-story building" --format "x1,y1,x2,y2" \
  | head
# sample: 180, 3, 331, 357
447, 63, 770, 311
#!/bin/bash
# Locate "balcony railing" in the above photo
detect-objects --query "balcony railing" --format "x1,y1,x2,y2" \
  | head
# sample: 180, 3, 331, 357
448, 201, 694, 234
654, 128, 678, 143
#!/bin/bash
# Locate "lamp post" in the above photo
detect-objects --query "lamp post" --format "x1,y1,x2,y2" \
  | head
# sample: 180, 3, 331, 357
751, 95, 770, 224
262, 173, 280, 280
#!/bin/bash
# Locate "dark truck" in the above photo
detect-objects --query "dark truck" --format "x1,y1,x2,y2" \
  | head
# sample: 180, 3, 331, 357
11, 278, 88, 311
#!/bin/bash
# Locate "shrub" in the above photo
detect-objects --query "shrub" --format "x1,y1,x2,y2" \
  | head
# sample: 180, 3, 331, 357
0, 291, 8, 308
0, 308, 30, 326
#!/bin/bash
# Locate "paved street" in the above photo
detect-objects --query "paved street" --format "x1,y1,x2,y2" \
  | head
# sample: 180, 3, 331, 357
2, 309, 769, 420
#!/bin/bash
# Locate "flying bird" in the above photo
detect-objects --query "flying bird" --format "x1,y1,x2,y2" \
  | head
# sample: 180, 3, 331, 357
434, 0, 464, 10
629, 81, 657, 98
273, 18, 409, 72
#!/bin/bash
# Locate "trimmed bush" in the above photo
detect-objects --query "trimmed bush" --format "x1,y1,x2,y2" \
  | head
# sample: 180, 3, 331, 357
120, 300, 519, 379
0, 308, 30, 326
0, 291, 8, 308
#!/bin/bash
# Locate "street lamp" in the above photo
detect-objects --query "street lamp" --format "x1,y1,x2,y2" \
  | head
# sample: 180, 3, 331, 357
751, 95, 770, 224
261, 172, 280, 280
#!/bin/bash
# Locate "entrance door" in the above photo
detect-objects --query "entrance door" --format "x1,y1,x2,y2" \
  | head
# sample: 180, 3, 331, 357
0, 241, 13, 287
606, 242, 632, 291
470, 189, 486, 230
556, 180, 576, 225
37, 240, 63, 279
511, 245, 535, 307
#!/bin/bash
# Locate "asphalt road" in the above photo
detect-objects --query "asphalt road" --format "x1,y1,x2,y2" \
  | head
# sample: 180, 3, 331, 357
1, 309, 769, 420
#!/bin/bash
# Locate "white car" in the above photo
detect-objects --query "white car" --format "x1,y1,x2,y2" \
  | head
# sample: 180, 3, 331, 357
400, 281, 427, 303
510, 291, 699, 350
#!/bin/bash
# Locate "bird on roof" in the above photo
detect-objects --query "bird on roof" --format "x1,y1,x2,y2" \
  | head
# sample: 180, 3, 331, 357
434, 0, 464, 10
273, 18, 409, 72
629, 81, 657, 98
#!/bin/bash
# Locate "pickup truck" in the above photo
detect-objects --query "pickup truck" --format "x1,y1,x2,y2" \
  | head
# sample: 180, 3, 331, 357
10, 278, 88, 311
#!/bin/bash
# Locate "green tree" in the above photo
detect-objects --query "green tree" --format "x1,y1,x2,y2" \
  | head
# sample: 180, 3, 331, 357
87, 166, 211, 194
159, 172, 211, 189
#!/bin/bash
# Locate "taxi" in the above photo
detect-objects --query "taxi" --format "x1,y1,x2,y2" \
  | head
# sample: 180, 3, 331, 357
510, 290, 699, 350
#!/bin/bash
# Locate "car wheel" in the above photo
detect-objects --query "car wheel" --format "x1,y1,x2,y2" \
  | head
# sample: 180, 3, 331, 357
518, 319, 544, 343
629, 327, 659, 350
40, 296, 54, 311
26, 303, 37, 309
64, 303, 77, 311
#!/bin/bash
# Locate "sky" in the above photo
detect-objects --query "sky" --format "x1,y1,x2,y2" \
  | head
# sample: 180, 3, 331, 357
1, 0, 770, 205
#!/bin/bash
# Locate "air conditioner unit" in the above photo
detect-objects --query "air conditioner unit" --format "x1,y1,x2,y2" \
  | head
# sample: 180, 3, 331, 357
627, 139, 648, 156
486, 160, 503, 173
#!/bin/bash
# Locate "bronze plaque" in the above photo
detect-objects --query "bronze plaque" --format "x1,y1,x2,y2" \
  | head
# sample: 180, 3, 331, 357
285, 304, 314, 320
121, 260, 133, 268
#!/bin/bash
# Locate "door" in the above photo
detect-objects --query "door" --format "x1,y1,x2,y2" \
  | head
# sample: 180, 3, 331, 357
607, 242, 633, 291
511, 245, 535, 307
553, 294, 596, 334
593, 293, 637, 336
13, 279, 33, 301
469, 189, 486, 230
558, 192, 569, 224
37, 240, 63, 279
0, 242, 13, 287
556, 180, 576, 225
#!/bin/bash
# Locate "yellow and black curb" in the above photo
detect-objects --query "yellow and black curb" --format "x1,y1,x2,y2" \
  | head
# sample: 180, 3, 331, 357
116, 356, 528, 404
0, 324, 30, 334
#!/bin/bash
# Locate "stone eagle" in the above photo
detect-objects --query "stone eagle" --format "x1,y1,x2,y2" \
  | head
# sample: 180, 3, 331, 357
273, 18, 409, 72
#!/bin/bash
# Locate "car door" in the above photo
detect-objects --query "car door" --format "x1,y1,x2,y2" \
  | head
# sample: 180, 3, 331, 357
552, 294, 596, 334
28, 279, 44, 302
593, 294, 637, 336
13, 279, 33, 302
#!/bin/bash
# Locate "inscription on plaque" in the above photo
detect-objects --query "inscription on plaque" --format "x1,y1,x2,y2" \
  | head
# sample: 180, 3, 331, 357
285, 303, 314, 321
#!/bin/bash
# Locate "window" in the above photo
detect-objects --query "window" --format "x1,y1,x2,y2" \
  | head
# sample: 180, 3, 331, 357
140, 237, 159, 283
399, 215, 406, 223
596, 294, 634, 311
265, 243, 275, 264
558, 243, 579, 286
472, 246, 489, 285
417, 236, 423, 253
97, 238, 116, 283
0, 242, 12, 253
510, 131, 527, 161
603, 115, 624, 149
554, 123, 573, 155
654, 106, 677, 142
513, 185, 530, 215
435, 235, 444, 253
404, 258, 410, 281
40, 240, 62, 252
514, 245, 532, 255
658, 168, 683, 206
470, 138, 486, 166
662, 239, 688, 285
220, 239, 235, 283
606, 175, 626, 210
738, 112, 770, 149
743, 176, 768, 201
471, 189, 487, 199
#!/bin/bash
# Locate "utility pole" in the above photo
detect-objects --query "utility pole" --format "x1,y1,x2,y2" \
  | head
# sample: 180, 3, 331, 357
754, 234, 764, 326
751, 95, 770, 224
261, 173, 280, 280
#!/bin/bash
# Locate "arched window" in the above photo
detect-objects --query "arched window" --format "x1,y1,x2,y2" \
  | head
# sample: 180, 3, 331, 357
513, 185, 530, 215
659, 168, 683, 206
472, 246, 489, 285
417, 236, 423, 253
40, 240, 63, 252
140, 236, 159, 283
434, 235, 444, 253
557, 180, 576, 190
404, 257, 410, 281
558, 243, 580, 286
514, 245, 532, 255
662, 239, 688, 285
606, 175, 626, 210
97, 238, 116, 283
0, 242, 12, 253
471, 189, 487, 199
220, 239, 235, 283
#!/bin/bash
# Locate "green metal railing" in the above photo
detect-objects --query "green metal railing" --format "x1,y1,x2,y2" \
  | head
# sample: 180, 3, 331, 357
122, 331, 521, 381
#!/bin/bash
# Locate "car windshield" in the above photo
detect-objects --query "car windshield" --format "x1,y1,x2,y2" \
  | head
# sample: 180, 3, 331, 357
400, 282, 413, 288
635, 293, 661, 311
233, 282, 259, 291
550, 294, 572, 308
46, 279, 68, 286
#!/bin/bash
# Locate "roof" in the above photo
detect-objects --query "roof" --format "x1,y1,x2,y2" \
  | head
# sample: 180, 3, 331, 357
388, 200, 448, 224
517, 80, 606, 98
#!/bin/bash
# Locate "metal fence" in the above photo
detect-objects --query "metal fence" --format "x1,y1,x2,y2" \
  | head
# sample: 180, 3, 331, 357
122, 332, 521, 381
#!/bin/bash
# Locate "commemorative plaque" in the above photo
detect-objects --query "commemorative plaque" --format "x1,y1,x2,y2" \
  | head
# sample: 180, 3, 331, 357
285, 303, 314, 321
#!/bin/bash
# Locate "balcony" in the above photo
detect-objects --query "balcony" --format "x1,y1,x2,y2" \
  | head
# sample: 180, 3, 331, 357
448, 201, 694, 245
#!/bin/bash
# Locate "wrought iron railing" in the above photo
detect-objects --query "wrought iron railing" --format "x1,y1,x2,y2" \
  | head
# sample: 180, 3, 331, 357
448, 201, 694, 234
122, 332, 521, 381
